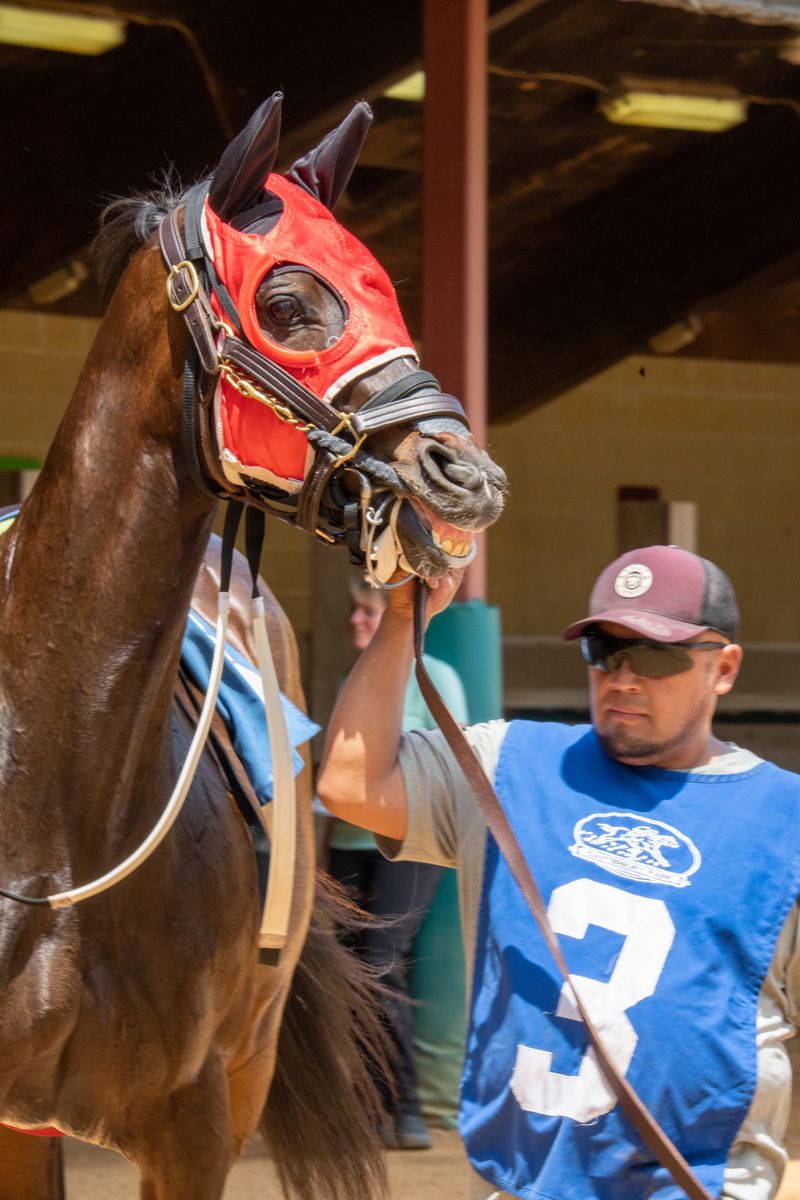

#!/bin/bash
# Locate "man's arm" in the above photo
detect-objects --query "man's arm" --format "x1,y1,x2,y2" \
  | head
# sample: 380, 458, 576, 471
317, 571, 463, 842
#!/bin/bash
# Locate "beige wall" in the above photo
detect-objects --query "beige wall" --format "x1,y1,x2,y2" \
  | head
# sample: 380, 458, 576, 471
486, 355, 800, 644
3, 309, 799, 664
0, 309, 99, 461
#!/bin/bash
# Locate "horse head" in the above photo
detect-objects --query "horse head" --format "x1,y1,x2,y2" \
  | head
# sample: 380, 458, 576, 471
154, 92, 506, 582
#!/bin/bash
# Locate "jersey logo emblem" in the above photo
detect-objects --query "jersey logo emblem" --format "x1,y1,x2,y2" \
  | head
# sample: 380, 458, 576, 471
569, 811, 701, 887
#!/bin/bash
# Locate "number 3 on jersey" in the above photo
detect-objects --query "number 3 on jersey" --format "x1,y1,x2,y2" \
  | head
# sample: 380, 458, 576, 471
510, 877, 675, 1123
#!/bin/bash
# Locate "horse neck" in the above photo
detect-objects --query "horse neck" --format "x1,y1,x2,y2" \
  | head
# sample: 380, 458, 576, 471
0, 241, 217, 823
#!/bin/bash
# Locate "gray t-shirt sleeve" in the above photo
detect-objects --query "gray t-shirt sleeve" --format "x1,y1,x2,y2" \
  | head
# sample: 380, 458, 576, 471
376, 720, 508, 1001
376, 719, 508, 867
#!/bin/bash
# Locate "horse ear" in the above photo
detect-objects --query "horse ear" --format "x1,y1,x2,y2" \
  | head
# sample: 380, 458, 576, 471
208, 92, 283, 221
285, 101, 373, 210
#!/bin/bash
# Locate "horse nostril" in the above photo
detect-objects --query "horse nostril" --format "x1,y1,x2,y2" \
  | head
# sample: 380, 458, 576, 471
443, 460, 482, 489
422, 443, 483, 492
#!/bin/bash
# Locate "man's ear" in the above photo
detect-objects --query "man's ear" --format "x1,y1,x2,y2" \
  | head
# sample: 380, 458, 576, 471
714, 643, 743, 696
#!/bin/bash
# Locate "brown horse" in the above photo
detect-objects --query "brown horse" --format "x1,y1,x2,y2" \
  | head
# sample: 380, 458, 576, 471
0, 93, 506, 1200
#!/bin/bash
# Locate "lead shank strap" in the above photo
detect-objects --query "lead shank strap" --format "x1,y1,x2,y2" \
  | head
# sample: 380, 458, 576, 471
411, 583, 713, 1200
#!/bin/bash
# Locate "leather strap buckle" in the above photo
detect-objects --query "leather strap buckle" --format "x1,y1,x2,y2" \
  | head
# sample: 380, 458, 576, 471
330, 412, 367, 469
166, 260, 200, 313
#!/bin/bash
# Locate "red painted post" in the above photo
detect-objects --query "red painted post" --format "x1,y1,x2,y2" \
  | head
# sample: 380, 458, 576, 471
422, 0, 488, 601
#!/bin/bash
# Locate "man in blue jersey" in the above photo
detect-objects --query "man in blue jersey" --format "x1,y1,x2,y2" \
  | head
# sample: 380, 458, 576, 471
318, 545, 800, 1200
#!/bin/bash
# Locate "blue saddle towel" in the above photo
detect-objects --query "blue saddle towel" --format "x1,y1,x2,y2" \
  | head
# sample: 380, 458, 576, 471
181, 610, 318, 804
0, 506, 316, 804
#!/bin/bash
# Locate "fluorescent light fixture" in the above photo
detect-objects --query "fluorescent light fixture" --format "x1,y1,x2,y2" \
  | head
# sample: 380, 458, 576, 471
0, 5, 126, 54
384, 70, 425, 103
648, 315, 702, 355
27, 259, 88, 305
600, 86, 747, 133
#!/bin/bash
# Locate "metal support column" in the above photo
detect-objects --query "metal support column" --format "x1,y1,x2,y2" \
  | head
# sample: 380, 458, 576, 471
421, 0, 501, 724
413, 1, 499, 1128
422, 0, 488, 601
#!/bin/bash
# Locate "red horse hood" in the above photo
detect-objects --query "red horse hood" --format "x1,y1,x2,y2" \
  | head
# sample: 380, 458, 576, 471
203, 173, 417, 487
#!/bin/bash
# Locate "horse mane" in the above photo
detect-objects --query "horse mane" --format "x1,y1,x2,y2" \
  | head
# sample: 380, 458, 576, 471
91, 174, 203, 305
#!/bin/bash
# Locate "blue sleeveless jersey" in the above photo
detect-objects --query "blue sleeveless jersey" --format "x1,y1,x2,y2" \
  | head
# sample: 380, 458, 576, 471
460, 721, 800, 1200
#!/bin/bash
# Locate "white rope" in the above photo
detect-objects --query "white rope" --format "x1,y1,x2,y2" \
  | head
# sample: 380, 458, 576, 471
252, 595, 297, 954
48, 595, 231, 909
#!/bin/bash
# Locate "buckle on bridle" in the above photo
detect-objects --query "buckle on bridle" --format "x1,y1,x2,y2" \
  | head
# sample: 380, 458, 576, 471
330, 412, 367, 470
166, 261, 200, 313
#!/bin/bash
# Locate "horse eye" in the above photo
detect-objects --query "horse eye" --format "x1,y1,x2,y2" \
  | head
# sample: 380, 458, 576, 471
267, 295, 301, 325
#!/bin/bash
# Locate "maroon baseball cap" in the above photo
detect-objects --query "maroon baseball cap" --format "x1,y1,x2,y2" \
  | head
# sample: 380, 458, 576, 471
561, 545, 740, 643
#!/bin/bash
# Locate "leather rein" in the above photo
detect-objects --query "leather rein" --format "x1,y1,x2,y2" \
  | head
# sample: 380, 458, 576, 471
158, 182, 470, 564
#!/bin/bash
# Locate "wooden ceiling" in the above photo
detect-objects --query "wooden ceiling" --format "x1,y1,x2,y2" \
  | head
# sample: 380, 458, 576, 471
5, 0, 800, 420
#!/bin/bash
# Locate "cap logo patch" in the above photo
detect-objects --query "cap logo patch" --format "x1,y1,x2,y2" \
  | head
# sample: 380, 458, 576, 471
614, 563, 653, 598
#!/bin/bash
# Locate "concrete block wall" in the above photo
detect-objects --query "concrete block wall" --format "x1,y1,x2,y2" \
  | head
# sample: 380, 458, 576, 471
0, 310, 99, 461
486, 354, 800, 644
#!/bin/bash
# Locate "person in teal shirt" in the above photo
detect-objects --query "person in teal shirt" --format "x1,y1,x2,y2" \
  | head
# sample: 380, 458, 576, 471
326, 583, 468, 1150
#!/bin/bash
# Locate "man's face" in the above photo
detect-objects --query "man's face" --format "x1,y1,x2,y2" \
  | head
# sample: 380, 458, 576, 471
349, 589, 387, 651
588, 621, 742, 769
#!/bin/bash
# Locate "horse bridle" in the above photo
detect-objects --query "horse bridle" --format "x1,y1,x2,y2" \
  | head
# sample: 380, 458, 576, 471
158, 182, 470, 574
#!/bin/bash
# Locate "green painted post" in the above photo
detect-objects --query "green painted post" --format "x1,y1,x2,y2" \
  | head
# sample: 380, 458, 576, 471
424, 598, 503, 723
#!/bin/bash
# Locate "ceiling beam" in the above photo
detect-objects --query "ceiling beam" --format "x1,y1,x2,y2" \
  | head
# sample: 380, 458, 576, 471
0, 1, 425, 304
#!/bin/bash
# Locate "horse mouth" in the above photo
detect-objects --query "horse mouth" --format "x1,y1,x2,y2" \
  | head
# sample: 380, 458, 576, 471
395, 500, 476, 578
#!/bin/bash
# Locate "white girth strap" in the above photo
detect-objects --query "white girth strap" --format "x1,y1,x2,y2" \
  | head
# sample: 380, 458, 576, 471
252, 595, 296, 958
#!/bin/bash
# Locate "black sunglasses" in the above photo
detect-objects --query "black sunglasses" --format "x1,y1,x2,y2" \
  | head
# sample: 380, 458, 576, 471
581, 631, 724, 678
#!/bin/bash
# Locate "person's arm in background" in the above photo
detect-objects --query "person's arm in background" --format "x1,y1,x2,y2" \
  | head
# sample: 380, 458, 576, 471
317, 571, 463, 842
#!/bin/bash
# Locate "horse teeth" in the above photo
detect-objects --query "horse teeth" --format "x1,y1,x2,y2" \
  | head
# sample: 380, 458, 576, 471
430, 529, 472, 557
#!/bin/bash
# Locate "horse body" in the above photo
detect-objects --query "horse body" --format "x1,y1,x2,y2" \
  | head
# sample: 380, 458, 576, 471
0, 94, 506, 1199
0, 242, 311, 1195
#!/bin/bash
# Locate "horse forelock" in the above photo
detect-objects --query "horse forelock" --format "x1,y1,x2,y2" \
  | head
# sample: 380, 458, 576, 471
91, 175, 205, 307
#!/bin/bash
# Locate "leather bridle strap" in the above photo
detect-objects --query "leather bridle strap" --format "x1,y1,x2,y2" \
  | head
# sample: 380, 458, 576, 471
219, 340, 469, 435
159, 199, 219, 378
411, 583, 714, 1200
219, 336, 340, 432
159, 199, 230, 500
351, 389, 468, 435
